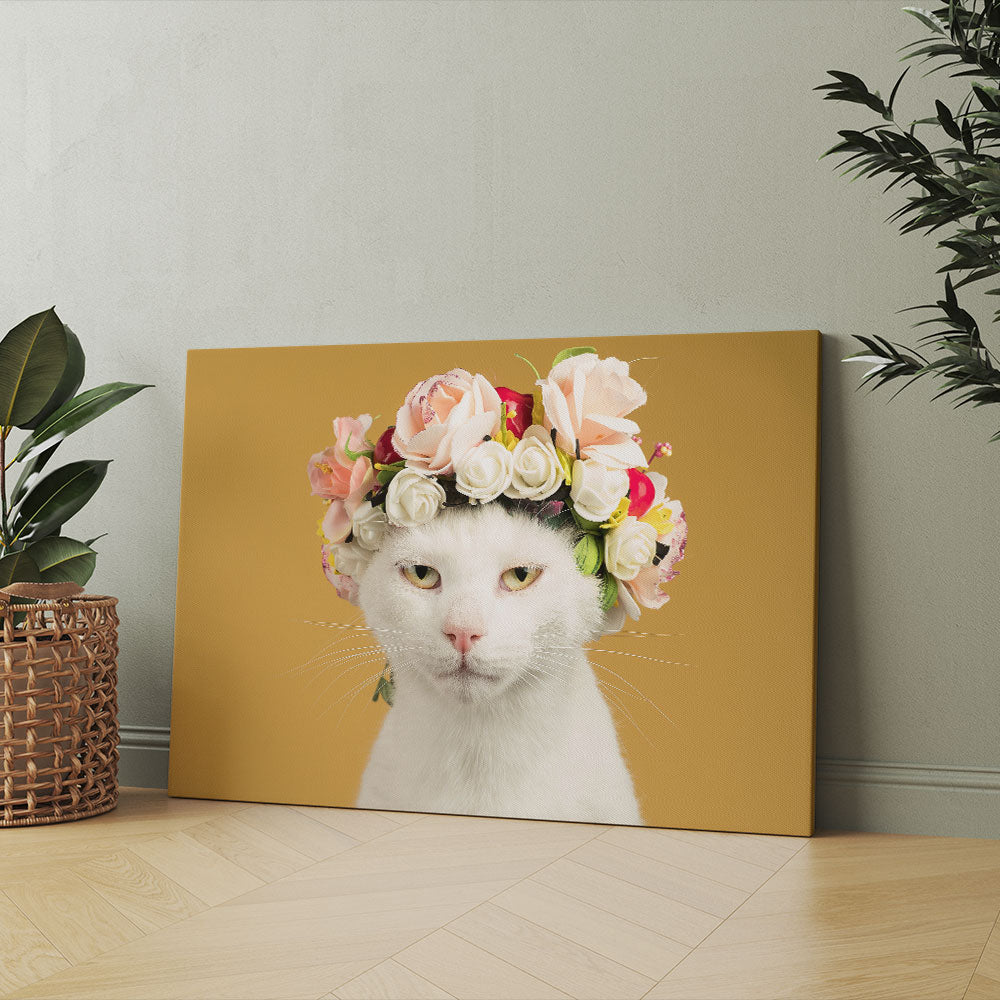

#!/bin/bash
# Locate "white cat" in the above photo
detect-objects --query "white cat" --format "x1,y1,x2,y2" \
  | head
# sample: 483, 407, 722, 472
354, 502, 642, 825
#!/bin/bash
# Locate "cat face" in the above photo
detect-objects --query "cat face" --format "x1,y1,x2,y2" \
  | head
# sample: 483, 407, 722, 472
358, 504, 601, 704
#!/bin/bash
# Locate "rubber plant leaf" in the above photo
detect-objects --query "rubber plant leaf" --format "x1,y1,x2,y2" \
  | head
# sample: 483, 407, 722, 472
11, 460, 110, 544
18, 326, 86, 430
9, 443, 59, 509
0, 308, 69, 428
0, 550, 41, 588
24, 536, 97, 586
16, 382, 152, 464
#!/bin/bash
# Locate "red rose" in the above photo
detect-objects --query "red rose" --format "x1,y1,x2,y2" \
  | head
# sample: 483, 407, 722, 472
374, 426, 402, 465
496, 387, 534, 439
626, 467, 655, 518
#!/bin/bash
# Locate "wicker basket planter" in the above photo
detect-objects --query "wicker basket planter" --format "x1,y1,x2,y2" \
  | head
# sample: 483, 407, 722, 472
0, 582, 120, 827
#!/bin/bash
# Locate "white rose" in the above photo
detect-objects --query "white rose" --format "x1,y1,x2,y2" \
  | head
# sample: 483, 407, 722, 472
455, 440, 513, 503
385, 468, 446, 527
330, 540, 372, 579
569, 459, 628, 523
604, 516, 657, 581
505, 425, 564, 501
351, 500, 387, 551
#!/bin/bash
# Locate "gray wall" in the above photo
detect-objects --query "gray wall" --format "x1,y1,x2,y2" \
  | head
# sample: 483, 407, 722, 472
2, 0, 997, 836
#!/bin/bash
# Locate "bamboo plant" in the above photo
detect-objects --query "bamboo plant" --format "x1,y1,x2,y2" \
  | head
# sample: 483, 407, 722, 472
0, 308, 150, 591
818, 0, 1000, 440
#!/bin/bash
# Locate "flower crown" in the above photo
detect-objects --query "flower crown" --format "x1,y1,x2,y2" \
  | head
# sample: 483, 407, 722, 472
308, 347, 687, 631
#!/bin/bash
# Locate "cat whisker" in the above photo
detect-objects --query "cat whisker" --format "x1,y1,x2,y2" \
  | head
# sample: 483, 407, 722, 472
317, 666, 392, 719
282, 642, 388, 677
306, 654, 388, 700
589, 661, 676, 728
279, 634, 361, 677
613, 629, 686, 640
302, 619, 419, 643
288, 643, 412, 682
586, 647, 693, 668
598, 684, 657, 749
545, 644, 692, 668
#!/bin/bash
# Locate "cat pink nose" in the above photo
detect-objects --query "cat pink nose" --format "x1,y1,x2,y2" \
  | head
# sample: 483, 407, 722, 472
444, 627, 484, 654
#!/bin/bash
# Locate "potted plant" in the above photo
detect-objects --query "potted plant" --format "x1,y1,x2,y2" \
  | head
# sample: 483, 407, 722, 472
817, 0, 1000, 440
0, 308, 149, 826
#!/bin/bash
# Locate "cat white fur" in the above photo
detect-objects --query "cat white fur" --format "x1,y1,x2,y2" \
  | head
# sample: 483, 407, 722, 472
355, 503, 642, 825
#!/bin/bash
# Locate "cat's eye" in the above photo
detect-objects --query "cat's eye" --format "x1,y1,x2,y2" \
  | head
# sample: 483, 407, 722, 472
401, 564, 440, 590
500, 566, 542, 592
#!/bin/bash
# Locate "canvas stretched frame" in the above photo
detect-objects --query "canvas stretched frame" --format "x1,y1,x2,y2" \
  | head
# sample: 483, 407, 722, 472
169, 331, 820, 836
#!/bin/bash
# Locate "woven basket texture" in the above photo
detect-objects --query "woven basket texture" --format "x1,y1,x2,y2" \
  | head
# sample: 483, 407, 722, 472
1, 596, 120, 827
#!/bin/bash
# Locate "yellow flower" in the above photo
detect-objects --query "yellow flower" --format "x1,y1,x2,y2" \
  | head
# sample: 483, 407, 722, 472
601, 496, 631, 530
640, 503, 673, 535
493, 427, 519, 452
554, 445, 574, 485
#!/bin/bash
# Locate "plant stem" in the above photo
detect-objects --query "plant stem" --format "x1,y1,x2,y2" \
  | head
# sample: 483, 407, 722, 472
0, 427, 8, 549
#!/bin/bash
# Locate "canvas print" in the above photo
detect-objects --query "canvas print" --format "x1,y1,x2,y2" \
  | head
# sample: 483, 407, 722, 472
169, 332, 820, 835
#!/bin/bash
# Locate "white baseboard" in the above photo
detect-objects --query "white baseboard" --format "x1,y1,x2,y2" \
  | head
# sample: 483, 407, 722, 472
119, 725, 170, 789
816, 758, 1000, 838
115, 731, 1000, 838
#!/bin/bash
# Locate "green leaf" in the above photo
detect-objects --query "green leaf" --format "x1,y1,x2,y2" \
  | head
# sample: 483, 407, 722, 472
18, 326, 86, 430
15, 382, 152, 463
551, 346, 598, 368
372, 668, 394, 706
935, 99, 962, 139
84, 533, 108, 547
375, 465, 403, 487
9, 443, 58, 508
597, 572, 618, 612
0, 549, 41, 588
573, 534, 603, 575
342, 432, 373, 463
24, 536, 97, 586
11, 460, 110, 544
570, 508, 603, 533
902, 7, 949, 35
0, 308, 69, 428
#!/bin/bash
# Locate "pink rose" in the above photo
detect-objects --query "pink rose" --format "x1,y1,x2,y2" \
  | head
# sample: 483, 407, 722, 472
537, 355, 647, 469
308, 414, 376, 503
392, 369, 502, 475
496, 387, 534, 440
321, 544, 360, 606
321, 499, 352, 544
621, 501, 688, 613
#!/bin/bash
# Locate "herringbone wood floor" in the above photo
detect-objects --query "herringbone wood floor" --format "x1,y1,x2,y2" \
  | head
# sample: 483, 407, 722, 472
0, 789, 997, 1000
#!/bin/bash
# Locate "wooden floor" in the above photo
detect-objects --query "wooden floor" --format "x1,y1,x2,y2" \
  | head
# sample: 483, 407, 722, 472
0, 790, 997, 1000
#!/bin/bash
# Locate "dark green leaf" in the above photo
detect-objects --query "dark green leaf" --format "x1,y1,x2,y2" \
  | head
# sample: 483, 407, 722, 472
936, 99, 963, 138
597, 572, 618, 612
0, 308, 68, 428
16, 382, 152, 463
9, 443, 58, 508
0, 549, 41, 588
11, 460, 111, 544
24, 536, 96, 586
19, 326, 85, 430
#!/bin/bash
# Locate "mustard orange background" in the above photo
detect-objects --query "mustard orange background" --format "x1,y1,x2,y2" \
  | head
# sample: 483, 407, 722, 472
169, 331, 820, 836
